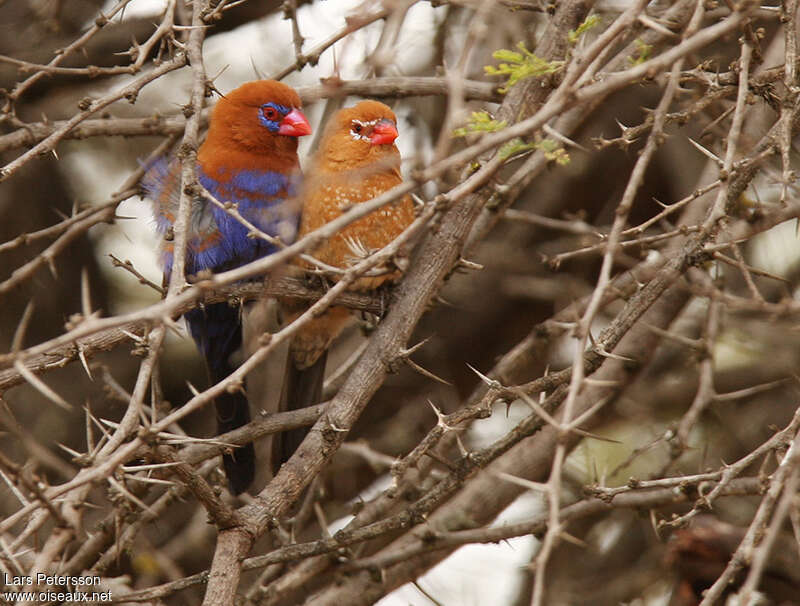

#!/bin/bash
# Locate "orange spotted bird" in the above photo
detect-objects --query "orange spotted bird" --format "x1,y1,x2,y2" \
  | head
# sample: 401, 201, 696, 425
276, 100, 415, 468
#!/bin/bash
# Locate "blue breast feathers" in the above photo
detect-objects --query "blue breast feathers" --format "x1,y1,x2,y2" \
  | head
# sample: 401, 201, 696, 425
198, 167, 299, 268
142, 159, 299, 278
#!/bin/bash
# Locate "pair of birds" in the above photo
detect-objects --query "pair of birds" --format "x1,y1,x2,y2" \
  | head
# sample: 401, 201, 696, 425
143, 80, 414, 494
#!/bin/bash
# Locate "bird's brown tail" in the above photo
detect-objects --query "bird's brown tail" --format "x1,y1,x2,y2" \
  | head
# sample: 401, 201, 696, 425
274, 350, 327, 474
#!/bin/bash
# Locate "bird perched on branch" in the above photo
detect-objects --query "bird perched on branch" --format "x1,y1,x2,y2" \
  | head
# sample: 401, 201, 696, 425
142, 80, 312, 494
277, 100, 415, 468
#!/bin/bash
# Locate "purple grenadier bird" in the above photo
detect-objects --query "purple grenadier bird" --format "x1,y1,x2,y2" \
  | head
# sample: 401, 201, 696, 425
142, 80, 312, 494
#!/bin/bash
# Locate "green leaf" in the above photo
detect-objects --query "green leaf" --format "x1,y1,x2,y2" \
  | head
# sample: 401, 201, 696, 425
499, 138, 537, 160
499, 137, 571, 165
568, 14, 600, 44
629, 38, 652, 66
452, 111, 508, 138
484, 42, 564, 93
492, 49, 525, 63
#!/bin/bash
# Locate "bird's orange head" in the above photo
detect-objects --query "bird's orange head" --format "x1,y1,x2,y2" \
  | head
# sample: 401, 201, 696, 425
314, 100, 401, 171
201, 80, 311, 164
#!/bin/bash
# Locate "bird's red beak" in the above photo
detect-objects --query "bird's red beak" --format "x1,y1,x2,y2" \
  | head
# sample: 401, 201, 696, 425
370, 119, 398, 145
278, 109, 312, 137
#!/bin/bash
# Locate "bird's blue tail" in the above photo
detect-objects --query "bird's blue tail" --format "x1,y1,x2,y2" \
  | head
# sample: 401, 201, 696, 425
185, 303, 255, 494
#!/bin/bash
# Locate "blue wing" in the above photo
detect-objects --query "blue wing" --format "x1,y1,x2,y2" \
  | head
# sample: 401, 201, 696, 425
141, 158, 300, 277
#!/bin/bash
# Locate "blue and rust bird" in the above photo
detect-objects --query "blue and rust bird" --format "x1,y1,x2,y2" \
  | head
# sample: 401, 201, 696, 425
277, 100, 415, 469
142, 80, 312, 494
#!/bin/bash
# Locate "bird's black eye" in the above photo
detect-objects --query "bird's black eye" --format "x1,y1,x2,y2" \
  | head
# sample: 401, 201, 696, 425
263, 106, 277, 120
353, 123, 363, 133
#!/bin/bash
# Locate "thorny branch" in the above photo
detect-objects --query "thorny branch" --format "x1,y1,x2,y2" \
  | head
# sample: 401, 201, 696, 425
2, 1, 800, 605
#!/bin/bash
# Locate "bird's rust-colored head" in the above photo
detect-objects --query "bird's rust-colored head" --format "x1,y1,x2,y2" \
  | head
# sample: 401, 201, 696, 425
314, 100, 401, 172
200, 80, 311, 168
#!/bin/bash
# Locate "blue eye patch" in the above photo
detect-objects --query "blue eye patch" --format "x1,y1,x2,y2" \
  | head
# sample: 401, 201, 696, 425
258, 102, 290, 132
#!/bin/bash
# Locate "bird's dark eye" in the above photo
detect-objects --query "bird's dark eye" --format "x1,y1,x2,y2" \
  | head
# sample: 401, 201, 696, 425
353, 123, 363, 133
263, 107, 277, 120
